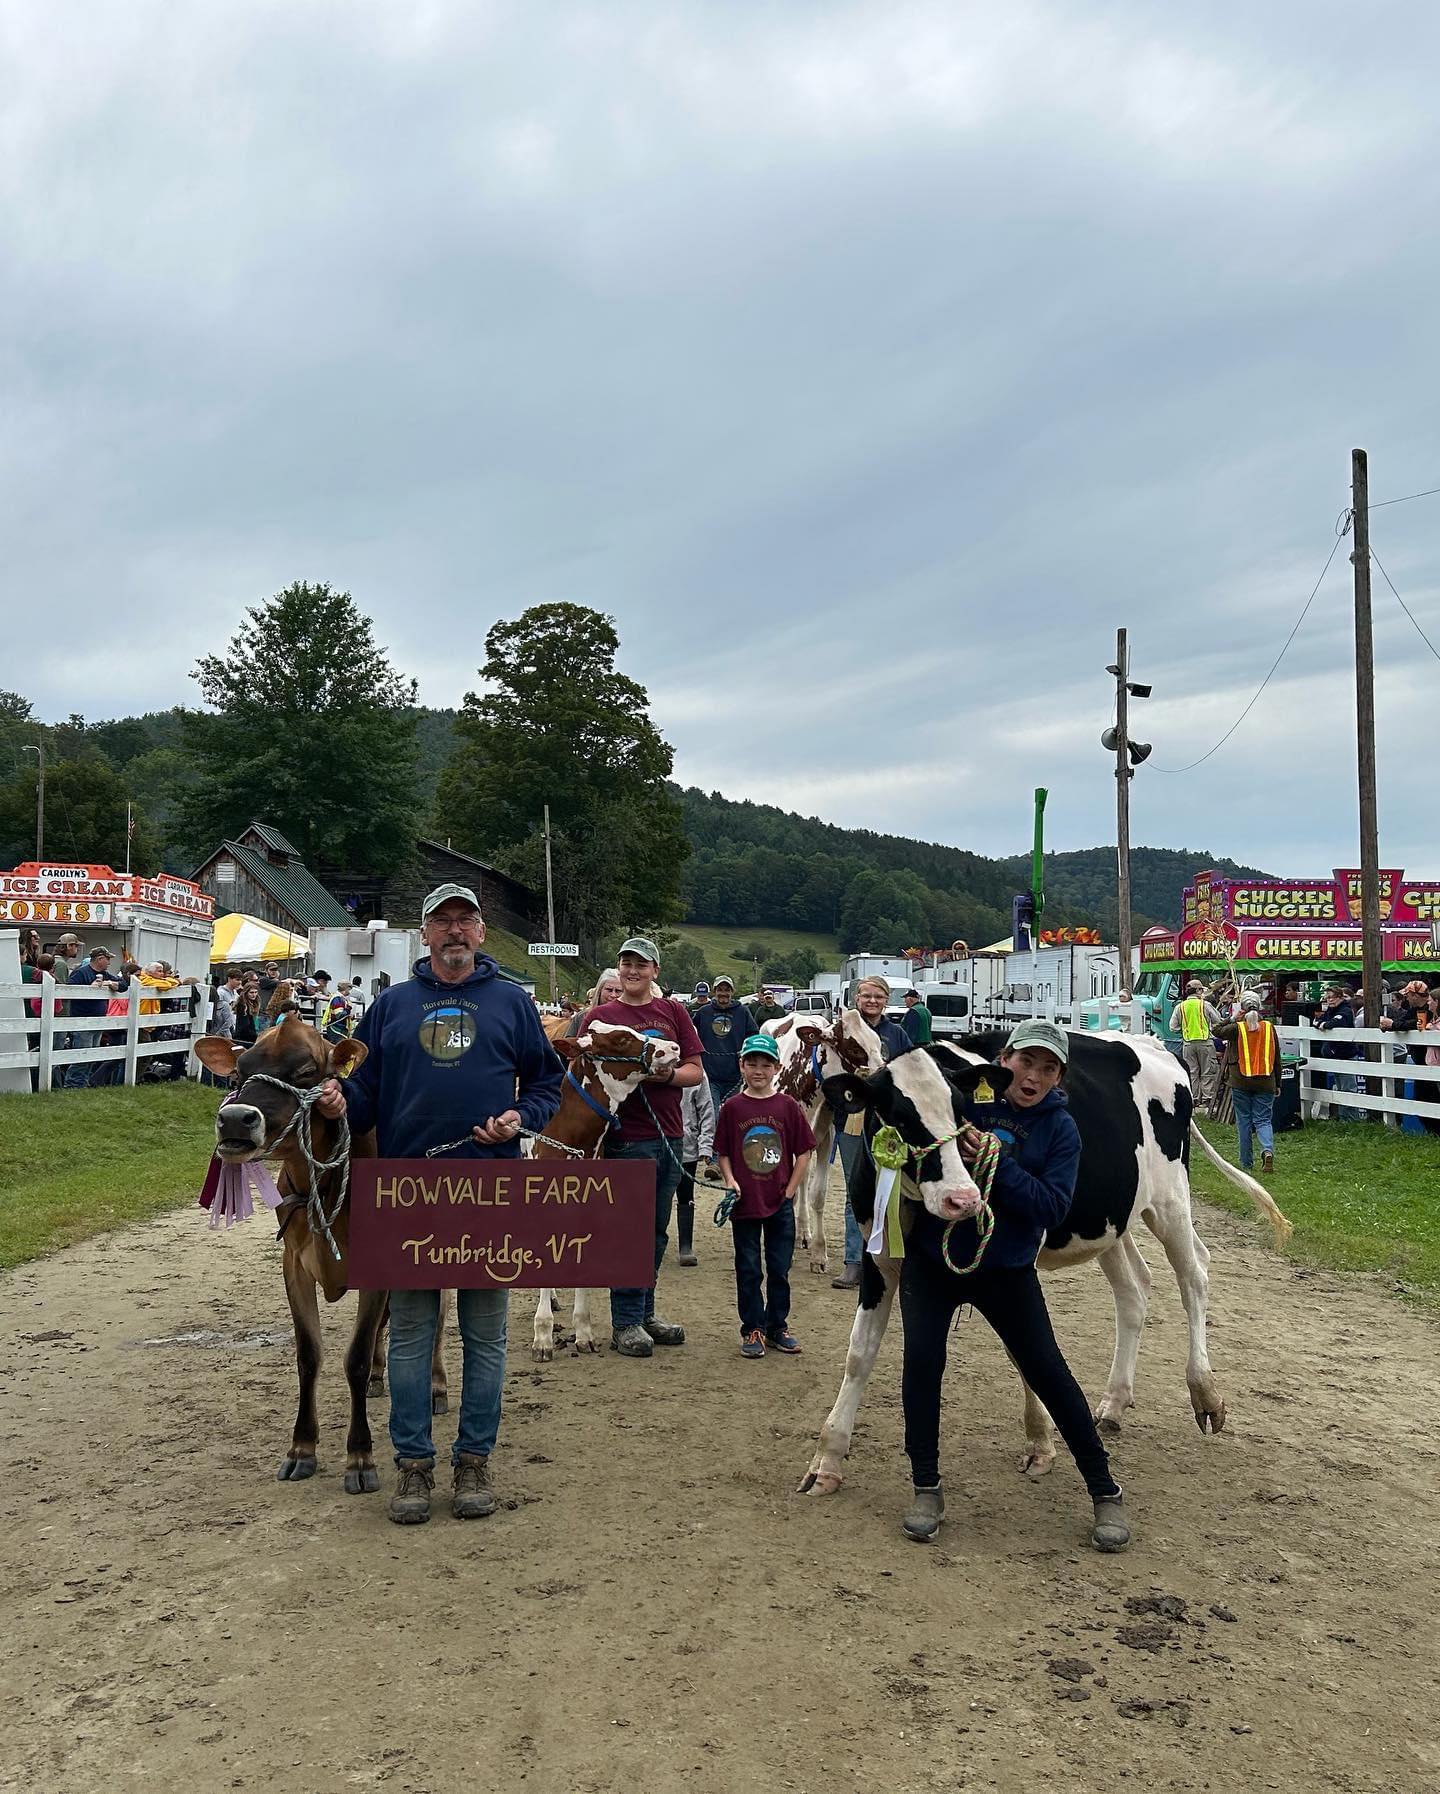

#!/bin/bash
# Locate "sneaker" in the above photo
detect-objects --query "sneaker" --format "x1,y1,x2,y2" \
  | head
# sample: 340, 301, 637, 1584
388, 1458, 435, 1525
902, 1483, 945, 1542
451, 1452, 496, 1520
611, 1324, 654, 1358
1091, 1488, 1131, 1552
643, 1315, 686, 1346
831, 1264, 860, 1290
766, 1328, 802, 1354
740, 1329, 766, 1359
1261, 1150, 1274, 1173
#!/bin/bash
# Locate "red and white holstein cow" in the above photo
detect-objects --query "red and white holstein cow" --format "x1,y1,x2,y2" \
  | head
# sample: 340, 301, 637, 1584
761, 1009, 889, 1274
528, 1020, 681, 1361
799, 1030, 1293, 1495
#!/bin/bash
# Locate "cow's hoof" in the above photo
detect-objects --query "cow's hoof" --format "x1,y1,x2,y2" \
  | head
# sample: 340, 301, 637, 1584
432, 1392, 449, 1416
532, 1344, 554, 1363
343, 1466, 380, 1494
367, 1375, 385, 1398
809, 1260, 829, 1276
797, 1465, 843, 1496
1021, 1450, 1055, 1480
277, 1454, 317, 1482
570, 1337, 600, 1356
1196, 1401, 1227, 1434
1097, 1415, 1123, 1436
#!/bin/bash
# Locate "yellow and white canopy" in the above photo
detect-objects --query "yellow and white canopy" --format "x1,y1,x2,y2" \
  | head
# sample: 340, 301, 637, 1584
210, 913, 309, 965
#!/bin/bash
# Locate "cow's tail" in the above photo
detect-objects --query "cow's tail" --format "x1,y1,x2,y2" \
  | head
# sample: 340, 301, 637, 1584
1188, 1122, 1294, 1245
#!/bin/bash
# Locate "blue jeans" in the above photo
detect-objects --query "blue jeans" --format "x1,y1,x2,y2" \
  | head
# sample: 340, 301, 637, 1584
732, 1202, 796, 1336
64, 1030, 98, 1088
707, 1073, 740, 1117
1231, 1088, 1275, 1169
607, 1135, 682, 1330
836, 1126, 866, 1267
387, 1286, 508, 1465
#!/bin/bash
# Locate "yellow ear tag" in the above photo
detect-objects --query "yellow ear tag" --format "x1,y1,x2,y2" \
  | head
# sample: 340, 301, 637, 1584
973, 1078, 994, 1105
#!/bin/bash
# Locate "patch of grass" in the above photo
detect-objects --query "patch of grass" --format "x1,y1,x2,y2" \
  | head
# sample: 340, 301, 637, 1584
1191, 1114, 1440, 1299
667, 923, 844, 979
483, 924, 598, 1001
0, 1081, 220, 1269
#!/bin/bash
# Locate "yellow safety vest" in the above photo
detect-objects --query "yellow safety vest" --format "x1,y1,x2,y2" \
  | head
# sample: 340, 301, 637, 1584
1235, 1020, 1276, 1080
1179, 997, 1210, 1041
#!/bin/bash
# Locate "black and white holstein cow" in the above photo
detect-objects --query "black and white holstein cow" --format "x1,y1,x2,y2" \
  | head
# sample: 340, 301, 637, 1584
799, 1030, 1293, 1495
762, 1009, 888, 1273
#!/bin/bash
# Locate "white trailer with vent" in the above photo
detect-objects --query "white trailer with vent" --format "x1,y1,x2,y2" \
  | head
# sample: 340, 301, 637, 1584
307, 921, 422, 997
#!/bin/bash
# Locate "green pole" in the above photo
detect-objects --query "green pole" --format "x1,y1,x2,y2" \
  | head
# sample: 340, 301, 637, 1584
1032, 788, 1047, 919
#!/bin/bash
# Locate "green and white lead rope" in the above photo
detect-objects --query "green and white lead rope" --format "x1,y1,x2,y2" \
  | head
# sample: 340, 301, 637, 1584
867, 1123, 1002, 1276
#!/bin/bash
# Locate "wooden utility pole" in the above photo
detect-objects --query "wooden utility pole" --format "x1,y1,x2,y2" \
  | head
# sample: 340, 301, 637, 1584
1351, 449, 1384, 1036
1113, 629, 1134, 1000
542, 804, 559, 1002
22, 731, 45, 860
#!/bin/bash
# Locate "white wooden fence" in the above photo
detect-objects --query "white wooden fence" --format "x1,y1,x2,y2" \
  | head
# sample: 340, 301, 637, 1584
0, 975, 213, 1089
1278, 1021, 1440, 1129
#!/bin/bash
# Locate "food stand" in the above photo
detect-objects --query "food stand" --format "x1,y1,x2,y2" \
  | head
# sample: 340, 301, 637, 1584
0, 861, 215, 981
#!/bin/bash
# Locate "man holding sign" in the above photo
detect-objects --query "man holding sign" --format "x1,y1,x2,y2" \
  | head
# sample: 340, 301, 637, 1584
317, 883, 563, 1525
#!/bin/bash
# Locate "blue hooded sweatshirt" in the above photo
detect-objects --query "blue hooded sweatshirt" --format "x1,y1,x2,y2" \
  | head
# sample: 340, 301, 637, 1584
342, 956, 563, 1160
909, 1084, 1080, 1271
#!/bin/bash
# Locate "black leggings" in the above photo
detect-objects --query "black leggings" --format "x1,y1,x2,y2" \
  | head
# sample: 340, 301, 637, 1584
900, 1250, 1119, 1501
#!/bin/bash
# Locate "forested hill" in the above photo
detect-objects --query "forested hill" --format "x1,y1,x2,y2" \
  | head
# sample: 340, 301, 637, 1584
674, 785, 1272, 947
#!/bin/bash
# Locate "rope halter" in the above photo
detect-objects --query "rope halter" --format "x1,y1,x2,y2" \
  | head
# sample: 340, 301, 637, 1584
869, 1120, 1002, 1276
236, 1072, 351, 1262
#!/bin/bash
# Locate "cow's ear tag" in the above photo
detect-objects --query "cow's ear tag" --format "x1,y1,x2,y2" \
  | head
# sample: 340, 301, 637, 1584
973, 1078, 994, 1104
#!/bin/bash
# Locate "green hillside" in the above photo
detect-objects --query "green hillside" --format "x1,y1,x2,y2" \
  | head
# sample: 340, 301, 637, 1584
667, 923, 844, 981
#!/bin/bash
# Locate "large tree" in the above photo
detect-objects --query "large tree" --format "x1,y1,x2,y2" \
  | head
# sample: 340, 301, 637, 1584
175, 582, 421, 872
433, 603, 689, 947
0, 756, 160, 872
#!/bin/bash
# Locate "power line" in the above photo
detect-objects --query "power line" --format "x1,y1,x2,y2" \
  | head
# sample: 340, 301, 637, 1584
1369, 544, 1440, 662
1149, 531, 1345, 773
1370, 483, 1440, 511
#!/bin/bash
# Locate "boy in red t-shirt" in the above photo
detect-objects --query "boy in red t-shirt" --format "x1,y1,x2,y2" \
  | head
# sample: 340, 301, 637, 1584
714, 1033, 816, 1358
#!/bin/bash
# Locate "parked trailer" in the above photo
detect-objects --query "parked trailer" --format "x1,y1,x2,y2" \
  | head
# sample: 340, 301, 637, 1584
307, 922, 422, 997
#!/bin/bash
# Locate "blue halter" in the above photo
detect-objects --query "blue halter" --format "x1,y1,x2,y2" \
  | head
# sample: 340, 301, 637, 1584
565, 1067, 620, 1131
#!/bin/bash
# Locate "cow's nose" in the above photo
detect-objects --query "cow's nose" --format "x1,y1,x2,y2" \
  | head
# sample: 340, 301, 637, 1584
216, 1103, 266, 1150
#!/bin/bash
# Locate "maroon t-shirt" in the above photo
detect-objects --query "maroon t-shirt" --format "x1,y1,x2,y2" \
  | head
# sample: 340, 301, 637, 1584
713, 1090, 817, 1220
579, 997, 704, 1142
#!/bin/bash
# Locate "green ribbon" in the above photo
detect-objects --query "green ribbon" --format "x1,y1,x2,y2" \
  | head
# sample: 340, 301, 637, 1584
871, 1125, 910, 1173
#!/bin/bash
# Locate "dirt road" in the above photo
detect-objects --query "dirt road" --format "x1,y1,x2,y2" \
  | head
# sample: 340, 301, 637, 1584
2, 1168, 1437, 1794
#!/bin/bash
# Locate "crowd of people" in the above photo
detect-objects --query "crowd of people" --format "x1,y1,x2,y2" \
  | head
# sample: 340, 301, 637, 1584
1169, 971, 1440, 1163
15, 932, 375, 1090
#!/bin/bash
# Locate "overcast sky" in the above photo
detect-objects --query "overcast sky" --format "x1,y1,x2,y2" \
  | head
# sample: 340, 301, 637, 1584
6, 1, 1440, 880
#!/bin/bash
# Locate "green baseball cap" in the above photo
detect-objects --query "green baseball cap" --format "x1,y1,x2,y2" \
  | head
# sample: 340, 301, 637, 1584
618, 936, 660, 965
421, 883, 481, 920
739, 1033, 779, 1062
1004, 1018, 1069, 1065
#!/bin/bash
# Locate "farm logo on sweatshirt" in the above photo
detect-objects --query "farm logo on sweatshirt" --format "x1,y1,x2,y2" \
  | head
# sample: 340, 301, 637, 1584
418, 1002, 477, 1064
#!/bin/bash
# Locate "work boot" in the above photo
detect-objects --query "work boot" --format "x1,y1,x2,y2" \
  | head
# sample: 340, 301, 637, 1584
1261, 1150, 1275, 1173
611, 1324, 654, 1358
902, 1483, 945, 1542
388, 1458, 435, 1525
643, 1314, 686, 1346
1091, 1489, 1131, 1553
451, 1452, 496, 1520
831, 1263, 860, 1291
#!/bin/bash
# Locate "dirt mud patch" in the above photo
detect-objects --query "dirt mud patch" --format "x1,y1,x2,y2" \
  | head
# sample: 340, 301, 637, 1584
1, 1169, 1437, 1792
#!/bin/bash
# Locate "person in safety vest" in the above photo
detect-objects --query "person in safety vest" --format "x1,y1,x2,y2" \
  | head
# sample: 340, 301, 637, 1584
1168, 980, 1221, 1108
1214, 991, 1281, 1173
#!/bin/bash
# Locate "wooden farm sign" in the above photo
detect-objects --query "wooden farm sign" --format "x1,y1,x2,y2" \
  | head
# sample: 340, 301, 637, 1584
347, 1158, 657, 1290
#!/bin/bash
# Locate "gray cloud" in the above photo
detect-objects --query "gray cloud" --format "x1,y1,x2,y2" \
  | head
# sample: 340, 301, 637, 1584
5, 0, 1440, 880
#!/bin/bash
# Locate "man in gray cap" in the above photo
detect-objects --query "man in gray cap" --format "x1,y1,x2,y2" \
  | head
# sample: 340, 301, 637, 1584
690, 974, 757, 1112
579, 935, 706, 1358
317, 882, 563, 1524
